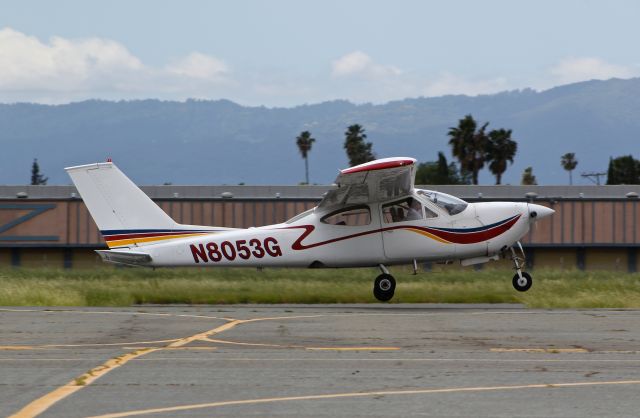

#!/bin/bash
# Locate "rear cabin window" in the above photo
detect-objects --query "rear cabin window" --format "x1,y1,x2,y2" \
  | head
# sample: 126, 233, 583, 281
321, 206, 371, 226
382, 197, 424, 223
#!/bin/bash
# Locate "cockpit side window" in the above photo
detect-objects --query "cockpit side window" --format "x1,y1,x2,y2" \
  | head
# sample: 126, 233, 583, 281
382, 197, 424, 223
321, 205, 371, 226
424, 206, 438, 218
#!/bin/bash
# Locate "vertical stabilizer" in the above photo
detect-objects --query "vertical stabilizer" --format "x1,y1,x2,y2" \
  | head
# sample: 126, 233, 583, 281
66, 162, 176, 232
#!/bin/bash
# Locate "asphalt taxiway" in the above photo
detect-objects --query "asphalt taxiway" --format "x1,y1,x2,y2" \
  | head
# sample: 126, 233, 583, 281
2, 304, 640, 418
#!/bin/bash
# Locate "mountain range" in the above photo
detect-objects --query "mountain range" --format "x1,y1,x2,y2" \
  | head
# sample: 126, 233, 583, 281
2, 77, 639, 186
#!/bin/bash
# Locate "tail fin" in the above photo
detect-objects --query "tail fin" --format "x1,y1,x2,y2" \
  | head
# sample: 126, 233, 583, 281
66, 162, 176, 230
66, 162, 217, 249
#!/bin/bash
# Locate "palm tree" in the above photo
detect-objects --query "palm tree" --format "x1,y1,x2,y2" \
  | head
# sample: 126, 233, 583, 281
560, 153, 578, 185
448, 115, 488, 185
295, 131, 315, 184
486, 129, 517, 185
344, 124, 375, 166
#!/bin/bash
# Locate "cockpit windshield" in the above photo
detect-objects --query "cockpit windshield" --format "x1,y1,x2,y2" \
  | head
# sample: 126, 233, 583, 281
417, 189, 468, 216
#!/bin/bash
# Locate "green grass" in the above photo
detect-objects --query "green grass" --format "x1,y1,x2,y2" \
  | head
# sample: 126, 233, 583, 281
0, 267, 639, 308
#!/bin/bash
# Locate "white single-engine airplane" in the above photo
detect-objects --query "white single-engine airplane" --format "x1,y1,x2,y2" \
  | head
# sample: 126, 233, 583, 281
66, 157, 553, 301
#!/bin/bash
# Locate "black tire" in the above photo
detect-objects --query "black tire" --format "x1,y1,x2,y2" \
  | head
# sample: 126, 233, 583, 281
512, 272, 533, 292
373, 273, 396, 302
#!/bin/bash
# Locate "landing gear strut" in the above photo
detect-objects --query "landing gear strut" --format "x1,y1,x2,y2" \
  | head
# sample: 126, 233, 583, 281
510, 242, 532, 292
373, 264, 396, 301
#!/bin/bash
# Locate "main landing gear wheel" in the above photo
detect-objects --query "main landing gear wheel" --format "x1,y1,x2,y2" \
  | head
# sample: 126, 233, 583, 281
373, 273, 396, 302
512, 272, 532, 292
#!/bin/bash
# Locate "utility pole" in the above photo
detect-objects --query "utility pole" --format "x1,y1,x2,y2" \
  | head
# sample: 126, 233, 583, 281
581, 171, 607, 185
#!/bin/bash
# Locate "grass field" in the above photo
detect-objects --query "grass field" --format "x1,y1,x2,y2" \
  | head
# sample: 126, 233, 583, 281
1, 267, 640, 308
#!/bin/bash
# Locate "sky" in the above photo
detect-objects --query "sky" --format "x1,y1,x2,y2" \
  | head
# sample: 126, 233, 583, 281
0, 0, 639, 106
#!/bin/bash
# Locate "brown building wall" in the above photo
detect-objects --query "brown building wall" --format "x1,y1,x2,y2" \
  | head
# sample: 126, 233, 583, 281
1, 198, 639, 270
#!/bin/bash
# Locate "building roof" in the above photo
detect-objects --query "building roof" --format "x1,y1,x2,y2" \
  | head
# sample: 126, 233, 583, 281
1, 184, 639, 200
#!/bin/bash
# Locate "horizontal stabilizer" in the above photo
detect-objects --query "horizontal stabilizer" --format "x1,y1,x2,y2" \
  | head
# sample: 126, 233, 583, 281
96, 250, 152, 266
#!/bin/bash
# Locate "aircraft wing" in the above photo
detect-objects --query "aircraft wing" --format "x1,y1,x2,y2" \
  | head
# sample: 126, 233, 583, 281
318, 157, 416, 210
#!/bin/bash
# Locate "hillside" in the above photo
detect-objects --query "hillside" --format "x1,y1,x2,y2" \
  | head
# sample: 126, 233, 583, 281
2, 78, 639, 185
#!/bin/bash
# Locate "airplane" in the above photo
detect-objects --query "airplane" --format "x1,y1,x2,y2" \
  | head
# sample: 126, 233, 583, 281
66, 157, 554, 302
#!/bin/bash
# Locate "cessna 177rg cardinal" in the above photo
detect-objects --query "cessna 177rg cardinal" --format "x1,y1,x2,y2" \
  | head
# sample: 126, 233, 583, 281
66, 157, 553, 301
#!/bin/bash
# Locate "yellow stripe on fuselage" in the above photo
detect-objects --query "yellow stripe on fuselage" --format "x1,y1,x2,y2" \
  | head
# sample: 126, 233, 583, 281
406, 227, 452, 244
105, 232, 212, 248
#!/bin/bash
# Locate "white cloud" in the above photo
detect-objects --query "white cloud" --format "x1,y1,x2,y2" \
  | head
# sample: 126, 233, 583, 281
549, 57, 637, 84
0, 27, 231, 103
166, 52, 228, 81
0, 27, 143, 91
331, 51, 402, 78
3, 27, 640, 106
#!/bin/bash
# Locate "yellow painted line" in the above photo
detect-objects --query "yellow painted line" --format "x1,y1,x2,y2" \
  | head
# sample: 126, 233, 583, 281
8, 347, 160, 418
7, 313, 389, 417
8, 319, 244, 418
203, 338, 293, 348
42, 339, 180, 348
0, 340, 180, 350
84, 380, 640, 418
204, 338, 400, 352
122, 346, 217, 351
0, 346, 42, 351
243, 314, 327, 323
305, 347, 400, 351
0, 308, 228, 321
491, 348, 589, 353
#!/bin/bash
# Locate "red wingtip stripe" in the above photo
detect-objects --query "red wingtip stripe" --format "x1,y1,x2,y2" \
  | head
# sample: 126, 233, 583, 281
341, 158, 416, 174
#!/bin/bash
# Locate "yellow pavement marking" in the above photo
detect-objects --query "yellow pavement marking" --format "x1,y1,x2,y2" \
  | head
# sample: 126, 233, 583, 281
8, 314, 322, 418
84, 380, 640, 418
8, 347, 160, 418
204, 337, 292, 348
0, 308, 227, 321
0, 340, 181, 351
42, 339, 181, 348
305, 347, 400, 351
491, 348, 589, 353
204, 337, 399, 352
8, 318, 243, 418
0, 346, 43, 351
122, 346, 217, 351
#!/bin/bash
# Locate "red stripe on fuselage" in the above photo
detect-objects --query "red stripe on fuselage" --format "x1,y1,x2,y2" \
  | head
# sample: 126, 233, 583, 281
282, 214, 521, 250
424, 214, 521, 244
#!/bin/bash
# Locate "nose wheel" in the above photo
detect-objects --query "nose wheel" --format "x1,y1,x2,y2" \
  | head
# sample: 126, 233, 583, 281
510, 243, 532, 292
373, 273, 396, 301
512, 271, 532, 292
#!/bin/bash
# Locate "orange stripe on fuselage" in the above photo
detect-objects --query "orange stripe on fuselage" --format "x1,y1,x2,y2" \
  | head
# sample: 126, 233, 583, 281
105, 232, 213, 248
406, 227, 452, 244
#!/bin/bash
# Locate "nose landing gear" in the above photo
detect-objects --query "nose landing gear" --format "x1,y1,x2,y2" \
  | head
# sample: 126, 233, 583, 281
510, 243, 532, 292
373, 264, 396, 301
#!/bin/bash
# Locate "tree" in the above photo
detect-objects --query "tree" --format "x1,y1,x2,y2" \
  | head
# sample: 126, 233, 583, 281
606, 155, 640, 184
343, 124, 375, 166
560, 153, 578, 185
448, 115, 489, 185
295, 130, 315, 184
486, 129, 517, 185
521, 167, 537, 185
30, 158, 48, 185
415, 152, 470, 185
